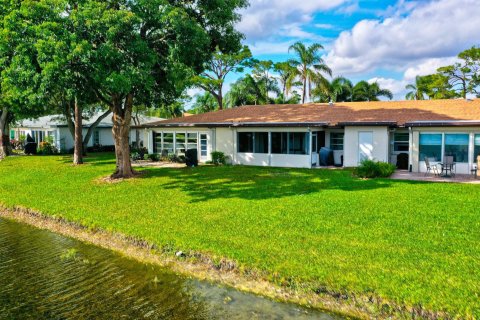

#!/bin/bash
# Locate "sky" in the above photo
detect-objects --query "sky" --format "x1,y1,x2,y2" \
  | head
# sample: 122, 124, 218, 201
208, 0, 480, 101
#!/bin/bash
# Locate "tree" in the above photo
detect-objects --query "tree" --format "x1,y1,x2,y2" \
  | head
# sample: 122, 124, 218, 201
193, 46, 252, 110
191, 93, 218, 114
0, 1, 50, 158
273, 61, 299, 103
288, 42, 332, 104
405, 76, 429, 100
423, 74, 458, 99
251, 60, 280, 102
313, 76, 353, 103
81, 0, 247, 178
352, 81, 393, 101
437, 46, 480, 98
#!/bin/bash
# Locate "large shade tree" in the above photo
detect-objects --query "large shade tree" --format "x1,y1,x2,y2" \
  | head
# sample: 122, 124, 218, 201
288, 42, 331, 104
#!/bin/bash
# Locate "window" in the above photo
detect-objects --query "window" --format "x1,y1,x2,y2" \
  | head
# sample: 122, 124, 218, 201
445, 134, 469, 163
187, 133, 198, 151
419, 134, 442, 161
93, 130, 100, 145
289, 132, 309, 154
31, 130, 45, 143
393, 132, 409, 151
254, 132, 268, 153
153, 132, 161, 153
271, 132, 288, 154
330, 132, 344, 151
163, 133, 174, 153
200, 134, 208, 157
175, 133, 186, 154
474, 134, 480, 162
238, 132, 253, 152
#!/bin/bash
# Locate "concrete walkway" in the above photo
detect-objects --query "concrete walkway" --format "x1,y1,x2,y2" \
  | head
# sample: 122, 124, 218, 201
391, 170, 480, 184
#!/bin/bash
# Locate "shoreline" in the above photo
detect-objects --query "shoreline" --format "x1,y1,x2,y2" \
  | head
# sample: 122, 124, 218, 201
0, 205, 443, 319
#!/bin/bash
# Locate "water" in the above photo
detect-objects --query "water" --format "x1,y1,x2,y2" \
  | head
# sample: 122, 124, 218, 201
0, 218, 343, 320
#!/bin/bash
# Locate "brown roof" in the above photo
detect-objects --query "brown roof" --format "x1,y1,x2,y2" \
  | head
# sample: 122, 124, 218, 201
143, 99, 480, 128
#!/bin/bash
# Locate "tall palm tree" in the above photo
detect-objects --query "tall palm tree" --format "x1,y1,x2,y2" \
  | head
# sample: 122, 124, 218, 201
224, 74, 279, 107
405, 76, 428, 100
352, 81, 393, 101
288, 42, 332, 104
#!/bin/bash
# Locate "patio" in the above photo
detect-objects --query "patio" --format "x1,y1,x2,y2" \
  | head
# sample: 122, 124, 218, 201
391, 170, 480, 184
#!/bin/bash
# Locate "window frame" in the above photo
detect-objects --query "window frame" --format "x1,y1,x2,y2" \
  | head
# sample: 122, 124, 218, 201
330, 132, 344, 151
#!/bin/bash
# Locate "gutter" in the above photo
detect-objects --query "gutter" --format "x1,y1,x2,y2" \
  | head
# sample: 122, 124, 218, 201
405, 121, 480, 127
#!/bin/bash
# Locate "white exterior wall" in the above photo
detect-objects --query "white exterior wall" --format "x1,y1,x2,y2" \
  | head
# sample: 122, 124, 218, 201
215, 127, 236, 162
412, 127, 480, 175
343, 126, 390, 167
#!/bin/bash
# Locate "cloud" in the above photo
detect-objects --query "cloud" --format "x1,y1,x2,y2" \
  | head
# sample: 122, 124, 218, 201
237, 0, 349, 41
403, 57, 459, 80
325, 0, 480, 75
368, 77, 408, 96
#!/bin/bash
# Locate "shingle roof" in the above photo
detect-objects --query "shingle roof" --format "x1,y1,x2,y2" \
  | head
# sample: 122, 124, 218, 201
142, 99, 480, 128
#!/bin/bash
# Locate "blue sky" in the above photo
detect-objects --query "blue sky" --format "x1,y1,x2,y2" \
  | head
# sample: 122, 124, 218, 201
207, 0, 480, 101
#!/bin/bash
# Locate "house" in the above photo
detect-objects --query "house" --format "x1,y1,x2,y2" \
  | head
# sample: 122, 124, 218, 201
139, 99, 480, 175
11, 113, 164, 152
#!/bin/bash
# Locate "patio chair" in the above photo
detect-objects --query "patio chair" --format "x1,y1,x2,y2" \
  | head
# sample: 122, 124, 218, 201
424, 157, 439, 176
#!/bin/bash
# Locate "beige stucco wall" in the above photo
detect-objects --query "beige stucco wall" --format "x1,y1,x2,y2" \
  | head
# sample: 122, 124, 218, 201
343, 126, 390, 167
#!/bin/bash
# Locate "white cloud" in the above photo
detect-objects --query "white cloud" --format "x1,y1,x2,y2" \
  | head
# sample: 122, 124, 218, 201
314, 23, 336, 30
368, 77, 408, 95
237, 0, 349, 41
325, 0, 480, 75
403, 57, 459, 80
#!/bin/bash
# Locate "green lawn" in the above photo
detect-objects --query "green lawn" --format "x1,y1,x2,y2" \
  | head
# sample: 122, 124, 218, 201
1, 153, 479, 318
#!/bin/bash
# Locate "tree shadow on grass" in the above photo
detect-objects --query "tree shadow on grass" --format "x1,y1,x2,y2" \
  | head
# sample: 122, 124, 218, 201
139, 165, 426, 203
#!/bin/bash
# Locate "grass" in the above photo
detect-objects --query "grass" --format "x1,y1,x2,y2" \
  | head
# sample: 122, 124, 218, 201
1, 153, 479, 318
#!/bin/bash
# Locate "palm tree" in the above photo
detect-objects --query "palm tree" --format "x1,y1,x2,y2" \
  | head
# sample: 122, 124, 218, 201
274, 61, 299, 103
288, 42, 332, 104
313, 76, 353, 102
352, 81, 393, 101
224, 74, 279, 107
405, 76, 428, 100
191, 92, 218, 114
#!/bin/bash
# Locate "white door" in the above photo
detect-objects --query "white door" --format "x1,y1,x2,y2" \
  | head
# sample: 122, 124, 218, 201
200, 133, 208, 162
358, 131, 373, 163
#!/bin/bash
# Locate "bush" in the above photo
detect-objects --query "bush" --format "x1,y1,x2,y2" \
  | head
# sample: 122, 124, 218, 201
168, 153, 185, 163
131, 147, 148, 160
354, 160, 396, 178
37, 141, 58, 155
147, 154, 160, 162
211, 151, 226, 165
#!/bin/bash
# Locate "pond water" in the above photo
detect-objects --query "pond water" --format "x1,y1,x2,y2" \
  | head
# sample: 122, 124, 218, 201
0, 218, 344, 320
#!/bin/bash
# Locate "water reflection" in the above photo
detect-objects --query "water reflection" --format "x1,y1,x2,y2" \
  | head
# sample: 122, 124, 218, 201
0, 218, 342, 319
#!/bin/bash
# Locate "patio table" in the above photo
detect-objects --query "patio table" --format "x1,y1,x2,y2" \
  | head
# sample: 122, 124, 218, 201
439, 162, 455, 177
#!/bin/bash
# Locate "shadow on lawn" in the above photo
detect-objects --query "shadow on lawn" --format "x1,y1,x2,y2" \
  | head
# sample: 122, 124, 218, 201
140, 165, 423, 202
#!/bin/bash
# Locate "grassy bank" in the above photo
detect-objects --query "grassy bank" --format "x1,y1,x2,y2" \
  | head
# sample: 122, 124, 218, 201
1, 154, 479, 318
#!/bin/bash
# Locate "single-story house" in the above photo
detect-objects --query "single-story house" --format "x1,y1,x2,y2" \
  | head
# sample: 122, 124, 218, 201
11, 113, 163, 152
139, 99, 480, 175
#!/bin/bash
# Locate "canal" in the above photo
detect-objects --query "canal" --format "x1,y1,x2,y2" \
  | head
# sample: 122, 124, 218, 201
0, 218, 343, 319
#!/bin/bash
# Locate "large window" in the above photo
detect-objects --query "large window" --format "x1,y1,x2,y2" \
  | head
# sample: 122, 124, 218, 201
200, 134, 208, 157
187, 133, 198, 151
163, 133, 174, 153
393, 132, 409, 151
289, 132, 309, 154
475, 134, 480, 162
419, 134, 442, 161
237, 132, 268, 153
445, 134, 469, 163
271, 132, 288, 154
330, 132, 344, 151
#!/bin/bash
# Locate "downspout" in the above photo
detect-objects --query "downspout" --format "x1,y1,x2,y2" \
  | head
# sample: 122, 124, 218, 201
408, 127, 413, 172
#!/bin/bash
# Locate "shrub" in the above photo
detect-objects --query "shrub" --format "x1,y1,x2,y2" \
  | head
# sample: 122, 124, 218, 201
354, 159, 396, 178
37, 141, 58, 155
167, 153, 185, 163
147, 153, 160, 162
211, 151, 226, 165
131, 147, 147, 160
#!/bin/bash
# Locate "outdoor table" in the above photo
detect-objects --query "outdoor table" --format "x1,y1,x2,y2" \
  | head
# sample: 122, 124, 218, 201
439, 163, 455, 177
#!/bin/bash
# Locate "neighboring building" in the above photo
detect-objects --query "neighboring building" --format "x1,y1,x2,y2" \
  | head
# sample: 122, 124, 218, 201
140, 99, 480, 174
11, 113, 163, 152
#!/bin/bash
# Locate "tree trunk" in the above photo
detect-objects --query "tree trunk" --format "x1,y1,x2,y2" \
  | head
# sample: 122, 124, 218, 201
73, 98, 83, 165
217, 86, 223, 110
302, 78, 307, 104
0, 108, 10, 159
82, 109, 111, 154
111, 94, 135, 179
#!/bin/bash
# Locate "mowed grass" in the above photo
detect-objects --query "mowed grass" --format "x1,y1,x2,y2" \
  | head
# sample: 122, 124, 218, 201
1, 153, 479, 317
